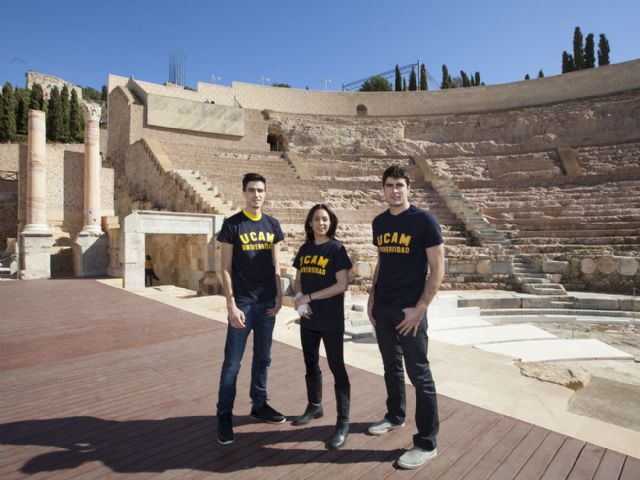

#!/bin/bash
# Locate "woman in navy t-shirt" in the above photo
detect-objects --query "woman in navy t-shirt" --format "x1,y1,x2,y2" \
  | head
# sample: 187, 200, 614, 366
292, 204, 352, 449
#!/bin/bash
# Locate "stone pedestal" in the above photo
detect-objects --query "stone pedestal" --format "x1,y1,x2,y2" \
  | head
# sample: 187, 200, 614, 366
19, 233, 53, 279
73, 232, 110, 277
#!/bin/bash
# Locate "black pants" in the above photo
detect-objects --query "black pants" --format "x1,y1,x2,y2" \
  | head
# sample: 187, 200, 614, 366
300, 326, 349, 388
145, 269, 159, 286
373, 303, 439, 451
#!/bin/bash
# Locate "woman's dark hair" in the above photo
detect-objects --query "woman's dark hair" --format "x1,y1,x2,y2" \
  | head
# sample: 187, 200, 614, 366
145, 255, 151, 260
304, 204, 338, 243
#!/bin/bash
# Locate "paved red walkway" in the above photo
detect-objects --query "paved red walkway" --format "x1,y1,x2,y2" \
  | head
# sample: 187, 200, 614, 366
1, 280, 638, 479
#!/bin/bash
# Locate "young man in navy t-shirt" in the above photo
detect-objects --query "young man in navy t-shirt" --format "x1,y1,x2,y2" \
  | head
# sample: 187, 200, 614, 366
216, 173, 286, 445
367, 164, 445, 469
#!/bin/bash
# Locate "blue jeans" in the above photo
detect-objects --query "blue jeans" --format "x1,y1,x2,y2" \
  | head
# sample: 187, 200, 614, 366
216, 301, 276, 416
373, 303, 439, 451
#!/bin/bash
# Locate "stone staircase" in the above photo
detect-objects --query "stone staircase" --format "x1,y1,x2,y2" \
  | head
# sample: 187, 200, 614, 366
431, 176, 569, 297
172, 170, 235, 216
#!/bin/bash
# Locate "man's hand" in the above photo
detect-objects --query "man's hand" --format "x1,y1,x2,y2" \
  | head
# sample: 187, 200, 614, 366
266, 297, 281, 317
396, 306, 425, 337
367, 300, 376, 327
228, 305, 246, 329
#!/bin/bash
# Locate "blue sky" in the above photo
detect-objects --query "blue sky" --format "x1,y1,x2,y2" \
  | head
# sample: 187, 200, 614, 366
1, 0, 638, 91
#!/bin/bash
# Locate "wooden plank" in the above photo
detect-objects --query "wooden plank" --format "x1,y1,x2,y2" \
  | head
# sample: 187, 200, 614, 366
540, 437, 585, 479
567, 443, 606, 480
514, 431, 567, 480
489, 426, 549, 480
592, 450, 626, 480
620, 456, 640, 480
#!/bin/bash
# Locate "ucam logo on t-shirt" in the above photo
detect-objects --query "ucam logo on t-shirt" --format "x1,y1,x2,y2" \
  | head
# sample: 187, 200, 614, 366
299, 255, 329, 275
239, 231, 276, 251
376, 231, 412, 254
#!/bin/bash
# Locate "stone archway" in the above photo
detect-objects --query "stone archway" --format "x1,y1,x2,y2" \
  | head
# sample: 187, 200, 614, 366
267, 133, 284, 152
356, 104, 368, 116
121, 210, 223, 290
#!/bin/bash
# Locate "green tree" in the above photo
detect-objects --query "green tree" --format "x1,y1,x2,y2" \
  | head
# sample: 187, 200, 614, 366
0, 83, 17, 142
584, 33, 596, 68
598, 34, 610, 66
573, 26, 585, 70
60, 85, 71, 141
562, 51, 574, 73
15, 88, 30, 135
69, 89, 83, 142
473, 72, 481, 86
460, 71, 471, 87
524, 74, 531, 80
441, 65, 452, 89
538, 69, 545, 78
29, 83, 44, 111
271, 83, 291, 88
101, 85, 108, 103
82, 86, 102, 102
419, 64, 428, 90
402, 77, 407, 91
408, 66, 417, 91
46, 86, 64, 142
394, 65, 402, 92
359, 76, 392, 92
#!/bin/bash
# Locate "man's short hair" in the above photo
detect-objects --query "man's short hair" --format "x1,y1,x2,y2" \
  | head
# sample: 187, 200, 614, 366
382, 164, 411, 187
242, 172, 267, 191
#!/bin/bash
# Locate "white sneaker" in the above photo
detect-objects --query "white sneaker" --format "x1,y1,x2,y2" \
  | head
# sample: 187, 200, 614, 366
367, 418, 405, 435
397, 446, 437, 469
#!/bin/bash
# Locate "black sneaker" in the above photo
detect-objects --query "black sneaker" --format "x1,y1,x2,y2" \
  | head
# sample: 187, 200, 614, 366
217, 414, 234, 445
250, 403, 286, 424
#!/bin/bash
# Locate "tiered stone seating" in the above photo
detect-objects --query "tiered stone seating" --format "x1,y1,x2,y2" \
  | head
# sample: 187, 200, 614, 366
460, 181, 640, 256
574, 142, 640, 175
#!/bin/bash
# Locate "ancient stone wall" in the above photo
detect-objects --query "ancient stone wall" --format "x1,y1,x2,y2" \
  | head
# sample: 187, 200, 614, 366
0, 179, 18, 250
190, 60, 640, 116
146, 233, 209, 292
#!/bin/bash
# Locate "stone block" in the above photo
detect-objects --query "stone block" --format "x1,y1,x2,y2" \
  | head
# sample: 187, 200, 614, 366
19, 233, 54, 279
448, 262, 476, 274
73, 232, 110, 277
491, 261, 513, 274
543, 260, 569, 274
550, 274, 562, 283
353, 261, 372, 279
476, 259, 492, 274
617, 257, 639, 276
596, 256, 616, 274
581, 258, 596, 274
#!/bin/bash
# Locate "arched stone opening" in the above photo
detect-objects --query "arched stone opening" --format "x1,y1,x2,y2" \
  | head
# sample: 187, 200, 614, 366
356, 104, 368, 116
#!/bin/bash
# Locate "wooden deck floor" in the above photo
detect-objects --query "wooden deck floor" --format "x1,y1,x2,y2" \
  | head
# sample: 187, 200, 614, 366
0, 279, 638, 479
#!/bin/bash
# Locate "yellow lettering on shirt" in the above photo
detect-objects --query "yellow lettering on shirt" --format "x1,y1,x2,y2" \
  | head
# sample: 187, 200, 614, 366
376, 231, 412, 254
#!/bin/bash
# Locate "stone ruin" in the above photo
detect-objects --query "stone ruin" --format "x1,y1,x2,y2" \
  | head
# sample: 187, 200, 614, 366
3, 60, 640, 308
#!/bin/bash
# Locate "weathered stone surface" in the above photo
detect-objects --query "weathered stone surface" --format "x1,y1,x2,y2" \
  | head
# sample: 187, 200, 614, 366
476, 259, 492, 274
617, 257, 639, 276
581, 258, 596, 274
491, 261, 513, 274
543, 260, 569, 274
597, 256, 617, 274
518, 361, 591, 390
353, 261, 372, 279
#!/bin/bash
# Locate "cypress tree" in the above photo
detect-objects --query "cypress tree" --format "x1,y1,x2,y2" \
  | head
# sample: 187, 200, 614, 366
441, 65, 450, 89
562, 51, 574, 73
0, 83, 17, 142
524, 74, 530, 80
15, 88, 30, 135
598, 34, 610, 66
460, 71, 471, 87
394, 65, 402, 92
402, 77, 407, 91
573, 26, 585, 70
29, 83, 44, 111
60, 85, 71, 141
419, 64, 428, 90
408, 66, 417, 91
585, 33, 596, 68
474, 72, 481, 86
101, 85, 108, 103
538, 69, 545, 78
69, 89, 83, 142
46, 86, 64, 142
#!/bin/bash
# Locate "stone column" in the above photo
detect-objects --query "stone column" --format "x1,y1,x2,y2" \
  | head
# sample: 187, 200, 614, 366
73, 102, 109, 276
81, 102, 103, 234
19, 110, 53, 279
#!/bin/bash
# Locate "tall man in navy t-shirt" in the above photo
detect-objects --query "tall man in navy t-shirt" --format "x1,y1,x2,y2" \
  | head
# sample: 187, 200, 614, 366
216, 172, 286, 445
367, 164, 445, 469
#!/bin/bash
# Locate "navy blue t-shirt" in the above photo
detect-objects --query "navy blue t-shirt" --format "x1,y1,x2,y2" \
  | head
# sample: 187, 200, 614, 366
217, 210, 284, 307
372, 205, 443, 309
293, 239, 352, 333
